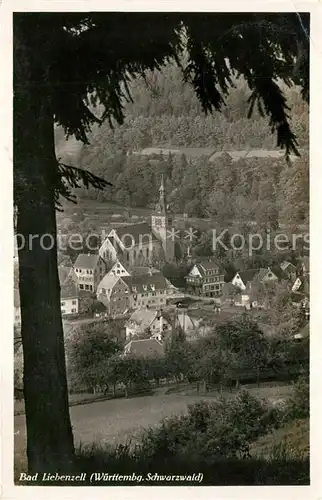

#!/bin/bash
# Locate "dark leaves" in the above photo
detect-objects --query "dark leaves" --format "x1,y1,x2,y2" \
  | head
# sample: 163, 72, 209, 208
55, 160, 112, 210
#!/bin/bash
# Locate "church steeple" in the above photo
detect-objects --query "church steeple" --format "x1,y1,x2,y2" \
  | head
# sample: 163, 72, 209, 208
151, 174, 174, 262
156, 174, 166, 215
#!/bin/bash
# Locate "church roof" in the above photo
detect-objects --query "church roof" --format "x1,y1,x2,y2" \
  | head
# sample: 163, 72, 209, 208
109, 222, 158, 246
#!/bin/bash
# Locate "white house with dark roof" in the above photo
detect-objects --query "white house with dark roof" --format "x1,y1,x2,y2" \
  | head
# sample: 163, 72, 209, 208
280, 260, 297, 276
123, 272, 180, 310
96, 274, 130, 317
185, 261, 225, 296
74, 253, 107, 292
60, 279, 79, 316
14, 267, 80, 325
125, 308, 172, 341
58, 264, 79, 315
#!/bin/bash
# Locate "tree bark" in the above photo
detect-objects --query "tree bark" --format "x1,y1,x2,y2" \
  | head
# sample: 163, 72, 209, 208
14, 16, 75, 473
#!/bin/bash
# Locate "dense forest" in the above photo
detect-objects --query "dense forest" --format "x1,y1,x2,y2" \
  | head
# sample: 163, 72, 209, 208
56, 64, 309, 227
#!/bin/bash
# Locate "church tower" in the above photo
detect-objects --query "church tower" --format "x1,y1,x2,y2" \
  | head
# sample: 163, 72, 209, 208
151, 175, 174, 261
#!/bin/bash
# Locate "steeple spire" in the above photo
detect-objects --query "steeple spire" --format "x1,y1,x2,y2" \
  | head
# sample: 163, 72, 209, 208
156, 174, 166, 215
159, 174, 165, 194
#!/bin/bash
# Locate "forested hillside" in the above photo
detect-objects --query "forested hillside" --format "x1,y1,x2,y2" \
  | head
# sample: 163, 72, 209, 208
56, 64, 309, 226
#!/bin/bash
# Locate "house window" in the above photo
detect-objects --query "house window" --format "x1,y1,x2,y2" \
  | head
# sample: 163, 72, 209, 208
72, 300, 77, 305
71, 308, 76, 313
79, 284, 84, 290
85, 285, 89, 290
90, 285, 93, 291
146, 247, 149, 258
116, 269, 120, 274
61, 301, 65, 306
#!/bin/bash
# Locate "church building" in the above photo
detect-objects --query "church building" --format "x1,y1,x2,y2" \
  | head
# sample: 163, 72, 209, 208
99, 176, 175, 266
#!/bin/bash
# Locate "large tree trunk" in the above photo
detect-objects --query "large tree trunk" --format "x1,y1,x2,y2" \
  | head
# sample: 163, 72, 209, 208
14, 16, 75, 473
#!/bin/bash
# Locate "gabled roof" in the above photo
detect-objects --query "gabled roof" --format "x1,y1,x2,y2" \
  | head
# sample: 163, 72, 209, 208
236, 269, 260, 285
280, 260, 296, 271
130, 266, 159, 276
61, 278, 79, 300
109, 223, 158, 246
190, 261, 224, 277
235, 266, 285, 286
255, 267, 281, 282
74, 253, 100, 269
176, 312, 201, 331
299, 256, 310, 273
107, 260, 130, 277
58, 265, 77, 285
97, 274, 126, 299
269, 266, 288, 281
122, 272, 171, 293
292, 276, 309, 295
126, 308, 158, 330
123, 338, 164, 358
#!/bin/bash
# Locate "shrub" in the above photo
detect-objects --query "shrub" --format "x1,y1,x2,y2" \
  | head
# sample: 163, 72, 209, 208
284, 375, 309, 420
139, 391, 280, 464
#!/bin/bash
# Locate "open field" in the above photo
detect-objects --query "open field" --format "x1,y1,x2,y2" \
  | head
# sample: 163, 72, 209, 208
15, 384, 292, 472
